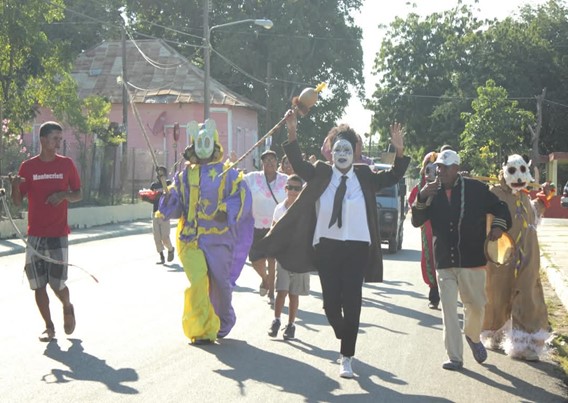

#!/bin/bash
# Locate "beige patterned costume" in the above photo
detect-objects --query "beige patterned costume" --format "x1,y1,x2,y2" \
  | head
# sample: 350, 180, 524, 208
482, 179, 551, 360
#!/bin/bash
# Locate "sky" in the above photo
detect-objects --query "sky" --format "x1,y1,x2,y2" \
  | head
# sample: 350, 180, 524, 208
341, 0, 550, 137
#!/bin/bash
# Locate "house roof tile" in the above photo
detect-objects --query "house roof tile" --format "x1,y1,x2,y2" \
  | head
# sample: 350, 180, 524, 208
72, 39, 263, 110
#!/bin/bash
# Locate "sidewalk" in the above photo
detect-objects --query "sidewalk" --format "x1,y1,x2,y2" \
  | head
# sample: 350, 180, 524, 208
540, 218, 568, 311
0, 219, 154, 258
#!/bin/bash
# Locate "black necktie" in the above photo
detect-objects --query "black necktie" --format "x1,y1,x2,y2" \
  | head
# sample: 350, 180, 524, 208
329, 175, 348, 228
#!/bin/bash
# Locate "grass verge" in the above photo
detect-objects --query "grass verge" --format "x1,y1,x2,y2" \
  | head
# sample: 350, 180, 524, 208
541, 262, 568, 384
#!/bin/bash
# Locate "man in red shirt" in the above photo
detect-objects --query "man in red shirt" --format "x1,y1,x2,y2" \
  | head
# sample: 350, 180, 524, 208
10, 121, 82, 342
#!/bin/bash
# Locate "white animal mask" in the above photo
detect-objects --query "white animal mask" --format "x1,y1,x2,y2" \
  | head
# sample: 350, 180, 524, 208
503, 154, 533, 193
187, 119, 217, 160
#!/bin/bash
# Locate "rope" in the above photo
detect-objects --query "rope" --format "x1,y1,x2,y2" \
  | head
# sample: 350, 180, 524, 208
0, 188, 99, 283
122, 82, 169, 192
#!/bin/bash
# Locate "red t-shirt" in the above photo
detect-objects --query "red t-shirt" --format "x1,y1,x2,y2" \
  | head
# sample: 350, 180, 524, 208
18, 155, 81, 237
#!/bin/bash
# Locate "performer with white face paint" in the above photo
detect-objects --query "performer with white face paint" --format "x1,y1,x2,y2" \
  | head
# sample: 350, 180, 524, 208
258, 109, 410, 378
332, 138, 354, 170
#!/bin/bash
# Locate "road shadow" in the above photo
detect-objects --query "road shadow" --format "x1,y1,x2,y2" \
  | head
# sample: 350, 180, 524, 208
296, 280, 443, 332
41, 338, 139, 395
164, 262, 184, 272
362, 283, 443, 329
199, 338, 340, 401
200, 338, 449, 401
462, 362, 567, 402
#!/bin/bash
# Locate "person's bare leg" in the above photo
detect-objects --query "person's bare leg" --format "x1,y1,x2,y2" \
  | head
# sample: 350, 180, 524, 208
288, 294, 299, 323
53, 286, 75, 335
35, 286, 54, 330
267, 258, 276, 299
252, 259, 268, 292
274, 291, 288, 319
53, 286, 72, 309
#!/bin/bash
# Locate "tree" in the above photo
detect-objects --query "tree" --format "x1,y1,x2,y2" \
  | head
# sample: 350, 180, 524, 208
0, 0, 66, 174
368, 0, 568, 176
127, 0, 365, 157
460, 80, 534, 176
368, 4, 487, 166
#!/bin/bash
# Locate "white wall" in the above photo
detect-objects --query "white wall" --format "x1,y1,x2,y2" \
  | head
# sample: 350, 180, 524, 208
0, 203, 150, 239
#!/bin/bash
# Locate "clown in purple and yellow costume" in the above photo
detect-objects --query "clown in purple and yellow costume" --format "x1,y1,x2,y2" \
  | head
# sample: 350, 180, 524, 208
158, 119, 253, 344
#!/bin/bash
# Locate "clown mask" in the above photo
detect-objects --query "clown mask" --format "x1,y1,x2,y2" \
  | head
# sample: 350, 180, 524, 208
332, 139, 354, 170
195, 119, 216, 159
503, 154, 534, 193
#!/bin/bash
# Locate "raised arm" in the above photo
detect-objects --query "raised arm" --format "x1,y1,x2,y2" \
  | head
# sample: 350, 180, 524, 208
283, 109, 316, 182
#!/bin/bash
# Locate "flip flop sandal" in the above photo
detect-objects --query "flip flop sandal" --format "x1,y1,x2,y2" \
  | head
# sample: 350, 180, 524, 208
39, 327, 55, 342
63, 304, 76, 335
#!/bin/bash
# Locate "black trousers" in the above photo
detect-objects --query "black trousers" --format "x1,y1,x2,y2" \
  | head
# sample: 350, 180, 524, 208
315, 238, 369, 357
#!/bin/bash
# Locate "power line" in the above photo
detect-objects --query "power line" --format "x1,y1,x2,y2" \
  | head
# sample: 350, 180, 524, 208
133, 17, 203, 41
125, 27, 186, 70
210, 48, 268, 86
544, 99, 568, 109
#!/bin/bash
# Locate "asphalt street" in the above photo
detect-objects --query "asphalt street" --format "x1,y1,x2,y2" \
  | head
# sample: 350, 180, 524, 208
0, 218, 566, 402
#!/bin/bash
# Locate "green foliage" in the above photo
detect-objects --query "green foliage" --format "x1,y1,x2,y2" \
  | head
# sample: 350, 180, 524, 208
128, 0, 365, 157
1, 119, 31, 173
368, 0, 568, 175
81, 96, 124, 146
0, 0, 69, 174
460, 80, 534, 176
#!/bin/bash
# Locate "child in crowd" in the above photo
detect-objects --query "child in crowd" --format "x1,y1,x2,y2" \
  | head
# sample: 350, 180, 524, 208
268, 174, 310, 340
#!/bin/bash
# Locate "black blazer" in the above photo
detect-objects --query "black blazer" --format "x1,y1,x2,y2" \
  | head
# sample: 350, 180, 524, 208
258, 140, 410, 282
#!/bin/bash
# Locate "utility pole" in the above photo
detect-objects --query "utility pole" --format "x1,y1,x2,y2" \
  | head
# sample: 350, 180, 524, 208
121, 24, 129, 154
203, 0, 210, 120
265, 60, 272, 142
530, 87, 546, 183
120, 20, 130, 200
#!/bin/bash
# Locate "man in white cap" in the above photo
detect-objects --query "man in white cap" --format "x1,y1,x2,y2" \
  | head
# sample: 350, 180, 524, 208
411, 149, 512, 371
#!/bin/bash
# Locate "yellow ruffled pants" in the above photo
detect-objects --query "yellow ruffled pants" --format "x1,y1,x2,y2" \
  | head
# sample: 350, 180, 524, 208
178, 243, 220, 343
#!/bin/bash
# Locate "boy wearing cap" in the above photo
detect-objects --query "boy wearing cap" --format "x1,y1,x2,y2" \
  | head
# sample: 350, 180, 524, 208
411, 149, 512, 371
267, 174, 310, 340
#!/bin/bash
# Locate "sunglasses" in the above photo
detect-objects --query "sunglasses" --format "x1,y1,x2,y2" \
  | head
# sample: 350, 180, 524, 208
286, 185, 302, 191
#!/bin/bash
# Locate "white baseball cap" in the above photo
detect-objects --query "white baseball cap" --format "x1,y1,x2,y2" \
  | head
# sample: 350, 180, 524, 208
435, 149, 461, 166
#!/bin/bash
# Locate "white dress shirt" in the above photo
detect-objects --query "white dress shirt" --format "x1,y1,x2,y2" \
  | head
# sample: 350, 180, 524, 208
313, 165, 371, 246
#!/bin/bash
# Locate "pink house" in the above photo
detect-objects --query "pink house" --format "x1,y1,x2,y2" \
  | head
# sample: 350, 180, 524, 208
29, 39, 263, 197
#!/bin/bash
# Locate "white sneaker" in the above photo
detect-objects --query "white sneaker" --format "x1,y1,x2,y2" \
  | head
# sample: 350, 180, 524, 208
339, 355, 354, 378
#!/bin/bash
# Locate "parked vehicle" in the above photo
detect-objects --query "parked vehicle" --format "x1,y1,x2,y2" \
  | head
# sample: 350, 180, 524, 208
374, 163, 407, 253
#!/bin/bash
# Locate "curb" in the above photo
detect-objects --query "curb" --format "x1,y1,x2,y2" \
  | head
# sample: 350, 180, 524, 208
0, 221, 153, 258
543, 253, 568, 312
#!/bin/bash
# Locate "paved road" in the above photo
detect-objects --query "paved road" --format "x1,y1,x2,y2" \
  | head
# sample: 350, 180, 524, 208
0, 220, 566, 402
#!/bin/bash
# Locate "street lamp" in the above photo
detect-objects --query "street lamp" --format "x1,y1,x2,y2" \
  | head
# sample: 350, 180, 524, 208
203, 18, 273, 119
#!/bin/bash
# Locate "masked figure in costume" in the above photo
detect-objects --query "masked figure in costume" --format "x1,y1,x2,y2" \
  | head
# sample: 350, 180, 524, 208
481, 154, 552, 361
158, 119, 254, 344
407, 151, 440, 309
